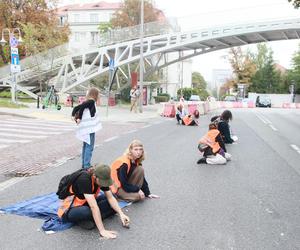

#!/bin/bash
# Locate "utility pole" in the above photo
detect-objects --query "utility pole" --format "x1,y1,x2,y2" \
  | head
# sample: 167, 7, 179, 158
139, 0, 144, 113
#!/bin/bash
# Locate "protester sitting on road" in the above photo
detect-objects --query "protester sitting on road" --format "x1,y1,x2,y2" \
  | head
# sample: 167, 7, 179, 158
211, 110, 238, 144
175, 104, 187, 124
182, 109, 200, 126
110, 139, 159, 202
71, 87, 102, 169
57, 164, 130, 239
197, 122, 231, 165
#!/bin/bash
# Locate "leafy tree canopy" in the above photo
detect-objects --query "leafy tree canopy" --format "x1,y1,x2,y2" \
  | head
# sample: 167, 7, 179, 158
288, 0, 300, 8
192, 71, 207, 90
0, 0, 69, 65
110, 0, 160, 28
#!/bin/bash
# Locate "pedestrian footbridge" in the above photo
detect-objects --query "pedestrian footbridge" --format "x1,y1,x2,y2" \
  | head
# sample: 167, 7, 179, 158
0, 18, 300, 98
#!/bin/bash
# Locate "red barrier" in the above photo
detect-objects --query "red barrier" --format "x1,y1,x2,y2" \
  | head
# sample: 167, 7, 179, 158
296, 103, 300, 109
78, 96, 86, 104
282, 103, 290, 108
64, 95, 73, 107
162, 104, 175, 117
187, 104, 198, 115
247, 101, 255, 108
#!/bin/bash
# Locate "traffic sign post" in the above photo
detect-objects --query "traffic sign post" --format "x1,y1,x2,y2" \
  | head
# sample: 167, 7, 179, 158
9, 36, 21, 103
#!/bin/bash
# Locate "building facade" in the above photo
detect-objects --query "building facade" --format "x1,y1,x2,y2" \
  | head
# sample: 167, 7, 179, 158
57, 1, 192, 99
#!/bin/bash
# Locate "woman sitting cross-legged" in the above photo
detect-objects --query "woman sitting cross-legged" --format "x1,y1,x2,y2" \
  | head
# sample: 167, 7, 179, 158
110, 140, 159, 202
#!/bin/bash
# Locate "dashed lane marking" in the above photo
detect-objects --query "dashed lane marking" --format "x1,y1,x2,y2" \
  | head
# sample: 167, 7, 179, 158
269, 125, 278, 131
290, 144, 300, 155
0, 144, 8, 149
142, 125, 152, 128
104, 136, 119, 142
0, 138, 31, 143
0, 123, 73, 131
0, 132, 47, 139
0, 128, 61, 135
0, 177, 26, 192
126, 129, 138, 134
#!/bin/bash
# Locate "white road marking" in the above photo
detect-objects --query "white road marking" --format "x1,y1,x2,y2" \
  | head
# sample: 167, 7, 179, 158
0, 144, 8, 149
0, 123, 72, 131
290, 144, 300, 154
0, 138, 31, 143
0, 132, 47, 139
256, 114, 268, 124
269, 125, 278, 131
6, 118, 74, 127
0, 128, 61, 135
126, 129, 138, 134
0, 177, 25, 192
1, 120, 75, 129
142, 125, 152, 128
104, 136, 119, 142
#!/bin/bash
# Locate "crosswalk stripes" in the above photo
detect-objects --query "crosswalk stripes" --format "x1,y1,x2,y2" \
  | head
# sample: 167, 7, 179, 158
0, 117, 76, 149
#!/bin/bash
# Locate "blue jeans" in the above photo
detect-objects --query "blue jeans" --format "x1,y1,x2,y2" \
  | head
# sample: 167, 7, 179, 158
82, 133, 95, 169
65, 195, 115, 223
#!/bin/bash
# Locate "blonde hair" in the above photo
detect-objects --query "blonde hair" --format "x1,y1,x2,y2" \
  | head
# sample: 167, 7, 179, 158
86, 87, 99, 101
124, 139, 145, 165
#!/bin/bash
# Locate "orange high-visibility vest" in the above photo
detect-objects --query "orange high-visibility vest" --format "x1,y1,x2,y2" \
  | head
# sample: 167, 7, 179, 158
57, 175, 100, 218
182, 115, 193, 125
110, 156, 131, 193
199, 129, 221, 154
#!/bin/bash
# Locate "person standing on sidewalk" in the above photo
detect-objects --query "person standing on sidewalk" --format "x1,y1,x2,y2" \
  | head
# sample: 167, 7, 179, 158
110, 140, 159, 202
72, 87, 102, 169
129, 86, 140, 112
58, 164, 130, 239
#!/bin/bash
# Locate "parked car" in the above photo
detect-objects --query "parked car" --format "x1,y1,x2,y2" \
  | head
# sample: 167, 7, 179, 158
256, 95, 271, 108
223, 95, 237, 102
189, 95, 201, 101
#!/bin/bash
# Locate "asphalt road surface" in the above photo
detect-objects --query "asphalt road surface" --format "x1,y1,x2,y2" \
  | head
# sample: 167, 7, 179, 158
0, 108, 299, 250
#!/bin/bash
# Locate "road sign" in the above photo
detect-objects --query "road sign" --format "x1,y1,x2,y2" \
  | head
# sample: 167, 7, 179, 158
10, 47, 21, 73
109, 59, 115, 70
10, 35, 18, 48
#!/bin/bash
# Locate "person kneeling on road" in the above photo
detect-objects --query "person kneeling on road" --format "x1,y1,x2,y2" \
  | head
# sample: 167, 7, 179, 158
110, 139, 159, 202
182, 110, 200, 126
197, 122, 231, 165
57, 164, 130, 239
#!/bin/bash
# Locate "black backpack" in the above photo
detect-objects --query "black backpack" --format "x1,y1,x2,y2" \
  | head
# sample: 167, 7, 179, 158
56, 169, 86, 199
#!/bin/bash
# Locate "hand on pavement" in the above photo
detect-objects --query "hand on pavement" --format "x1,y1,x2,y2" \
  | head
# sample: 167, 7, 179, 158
138, 190, 145, 200
148, 194, 160, 199
119, 213, 130, 228
100, 229, 117, 239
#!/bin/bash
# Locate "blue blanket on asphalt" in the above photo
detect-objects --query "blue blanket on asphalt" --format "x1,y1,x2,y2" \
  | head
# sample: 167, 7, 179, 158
0, 192, 130, 233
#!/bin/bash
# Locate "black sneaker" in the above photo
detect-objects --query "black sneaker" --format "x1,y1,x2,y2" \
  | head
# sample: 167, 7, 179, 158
197, 158, 207, 164
77, 220, 96, 230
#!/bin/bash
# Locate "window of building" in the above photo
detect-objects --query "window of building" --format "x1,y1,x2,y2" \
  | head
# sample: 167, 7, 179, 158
90, 13, 99, 23
74, 32, 86, 42
73, 14, 80, 23
74, 32, 80, 42
90, 32, 99, 44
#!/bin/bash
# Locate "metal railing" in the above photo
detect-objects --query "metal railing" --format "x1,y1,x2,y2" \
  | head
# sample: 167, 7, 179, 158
99, 20, 180, 46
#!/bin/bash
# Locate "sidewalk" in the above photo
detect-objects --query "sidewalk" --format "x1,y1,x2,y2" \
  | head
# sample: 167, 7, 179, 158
0, 102, 162, 123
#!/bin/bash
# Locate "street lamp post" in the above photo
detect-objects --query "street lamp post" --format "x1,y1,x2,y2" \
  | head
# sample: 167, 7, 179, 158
139, 0, 144, 113
0, 28, 23, 103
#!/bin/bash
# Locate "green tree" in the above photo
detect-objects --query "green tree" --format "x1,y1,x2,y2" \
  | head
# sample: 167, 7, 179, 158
249, 44, 282, 93
192, 71, 207, 89
288, 44, 300, 94
110, 0, 160, 28
288, 0, 300, 8
228, 47, 256, 89
0, 0, 69, 66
